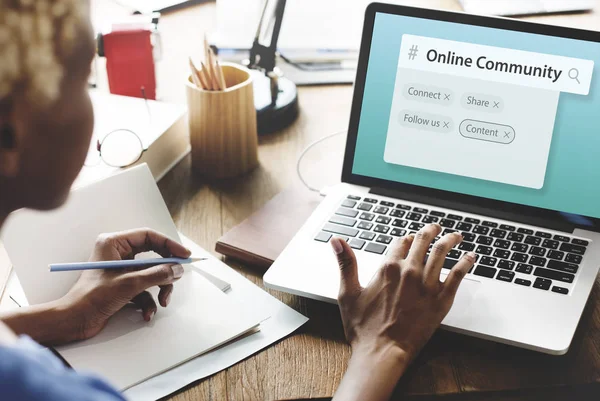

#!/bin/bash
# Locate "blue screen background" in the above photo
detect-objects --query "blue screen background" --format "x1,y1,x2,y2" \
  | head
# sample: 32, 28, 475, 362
352, 13, 600, 219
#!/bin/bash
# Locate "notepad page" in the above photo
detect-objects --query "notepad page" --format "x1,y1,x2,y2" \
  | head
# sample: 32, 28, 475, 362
57, 267, 265, 390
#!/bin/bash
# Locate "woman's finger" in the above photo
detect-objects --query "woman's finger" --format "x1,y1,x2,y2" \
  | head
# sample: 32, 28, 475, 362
122, 263, 184, 295
132, 291, 157, 322
158, 284, 174, 307
441, 252, 476, 301
407, 224, 442, 265
385, 235, 415, 263
423, 232, 463, 286
331, 237, 362, 301
106, 228, 191, 259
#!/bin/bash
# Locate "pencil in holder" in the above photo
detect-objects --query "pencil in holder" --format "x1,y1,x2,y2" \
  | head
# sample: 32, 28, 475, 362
186, 62, 259, 179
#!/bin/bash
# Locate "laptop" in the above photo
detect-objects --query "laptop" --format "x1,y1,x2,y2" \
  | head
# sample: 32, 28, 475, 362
264, 3, 600, 355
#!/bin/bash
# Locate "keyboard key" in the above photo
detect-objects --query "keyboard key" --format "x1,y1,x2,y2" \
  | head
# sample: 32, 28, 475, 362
413, 207, 428, 214
465, 217, 481, 224
473, 226, 489, 235
529, 246, 546, 257
390, 209, 405, 218
565, 253, 582, 264
456, 222, 473, 231
490, 229, 507, 239
359, 213, 375, 221
541, 239, 559, 250
474, 265, 497, 278
349, 238, 365, 250
332, 235, 349, 242
524, 236, 542, 246
535, 231, 552, 239
373, 206, 389, 215
493, 249, 510, 259
406, 213, 422, 221
462, 233, 476, 242
365, 242, 386, 254
476, 236, 493, 245
336, 207, 358, 218
439, 219, 456, 228
422, 215, 439, 223
511, 252, 528, 262
447, 214, 463, 221
511, 243, 528, 253
376, 235, 393, 244
482, 221, 498, 228
515, 278, 532, 287
314, 231, 332, 242
392, 219, 408, 227
547, 260, 578, 274
507, 232, 524, 242
475, 245, 493, 255
396, 204, 411, 210
359, 231, 376, 241
390, 228, 406, 237
498, 260, 515, 270
572, 238, 589, 246
448, 249, 462, 259
529, 256, 547, 267
499, 224, 516, 231
364, 198, 378, 204
380, 201, 394, 207
375, 216, 391, 224
533, 278, 552, 291
374, 224, 390, 234
323, 223, 359, 237
553, 235, 570, 242
547, 250, 564, 260
515, 263, 533, 274
496, 270, 515, 282
480, 256, 497, 267
517, 228, 534, 235
341, 199, 357, 208
494, 239, 510, 249
329, 215, 357, 227
357, 203, 373, 211
559, 243, 586, 256
430, 211, 445, 217
534, 267, 574, 283
357, 221, 373, 230
409, 222, 425, 231
442, 229, 458, 236
458, 242, 475, 251
552, 286, 569, 295
347, 195, 361, 200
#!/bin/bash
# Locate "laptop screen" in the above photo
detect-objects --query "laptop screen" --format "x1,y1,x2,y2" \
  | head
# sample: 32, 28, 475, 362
348, 8, 600, 223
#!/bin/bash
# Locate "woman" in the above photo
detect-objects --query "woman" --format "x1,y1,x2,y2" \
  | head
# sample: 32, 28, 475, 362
0, 1, 475, 400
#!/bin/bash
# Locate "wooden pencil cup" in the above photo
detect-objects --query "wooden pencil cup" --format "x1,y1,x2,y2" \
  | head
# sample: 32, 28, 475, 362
186, 62, 259, 179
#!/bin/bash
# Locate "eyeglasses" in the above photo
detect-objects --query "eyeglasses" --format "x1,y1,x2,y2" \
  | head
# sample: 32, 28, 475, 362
84, 129, 147, 168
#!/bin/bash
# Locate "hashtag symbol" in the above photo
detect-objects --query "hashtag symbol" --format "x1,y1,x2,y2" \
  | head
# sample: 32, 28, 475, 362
408, 44, 419, 60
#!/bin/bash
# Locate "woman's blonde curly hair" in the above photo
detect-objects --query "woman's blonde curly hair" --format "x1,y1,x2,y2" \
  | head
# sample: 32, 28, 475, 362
0, 0, 90, 106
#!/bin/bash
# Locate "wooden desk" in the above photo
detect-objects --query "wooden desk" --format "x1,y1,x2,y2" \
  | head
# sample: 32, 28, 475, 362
96, 1, 600, 399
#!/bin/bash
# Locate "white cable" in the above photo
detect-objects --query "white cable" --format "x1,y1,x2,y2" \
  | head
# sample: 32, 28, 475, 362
296, 130, 347, 194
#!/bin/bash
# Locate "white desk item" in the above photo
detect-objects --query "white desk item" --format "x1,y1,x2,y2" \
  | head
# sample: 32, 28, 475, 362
459, 0, 594, 17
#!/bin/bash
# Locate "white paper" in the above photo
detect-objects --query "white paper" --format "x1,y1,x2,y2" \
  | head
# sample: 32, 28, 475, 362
58, 267, 263, 390
124, 234, 309, 401
1, 165, 181, 305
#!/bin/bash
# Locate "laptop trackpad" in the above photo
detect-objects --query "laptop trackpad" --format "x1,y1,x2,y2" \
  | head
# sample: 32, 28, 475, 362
442, 276, 481, 324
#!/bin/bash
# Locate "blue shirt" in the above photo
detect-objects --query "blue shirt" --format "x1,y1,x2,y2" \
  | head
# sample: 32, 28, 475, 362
0, 336, 125, 401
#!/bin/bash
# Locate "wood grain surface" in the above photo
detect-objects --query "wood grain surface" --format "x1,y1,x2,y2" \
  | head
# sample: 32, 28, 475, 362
89, 1, 600, 400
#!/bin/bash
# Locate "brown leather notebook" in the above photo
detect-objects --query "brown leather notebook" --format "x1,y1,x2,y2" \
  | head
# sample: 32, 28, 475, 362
215, 188, 322, 269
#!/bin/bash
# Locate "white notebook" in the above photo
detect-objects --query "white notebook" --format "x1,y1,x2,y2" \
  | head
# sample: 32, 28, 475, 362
1, 164, 267, 390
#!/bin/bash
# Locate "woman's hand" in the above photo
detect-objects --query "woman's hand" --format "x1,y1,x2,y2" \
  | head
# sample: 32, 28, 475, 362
331, 224, 475, 401
61, 228, 192, 341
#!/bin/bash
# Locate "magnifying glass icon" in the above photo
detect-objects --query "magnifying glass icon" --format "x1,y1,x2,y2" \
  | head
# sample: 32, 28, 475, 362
569, 68, 581, 84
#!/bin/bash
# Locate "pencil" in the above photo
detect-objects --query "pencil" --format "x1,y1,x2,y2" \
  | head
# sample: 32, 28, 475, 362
215, 60, 227, 90
188, 57, 203, 88
49, 257, 208, 272
207, 47, 221, 90
200, 61, 214, 91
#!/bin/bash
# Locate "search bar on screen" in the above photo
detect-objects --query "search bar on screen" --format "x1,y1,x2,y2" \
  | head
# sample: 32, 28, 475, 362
398, 34, 594, 95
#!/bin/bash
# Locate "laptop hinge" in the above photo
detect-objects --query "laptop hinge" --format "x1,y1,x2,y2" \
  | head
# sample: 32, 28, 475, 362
370, 187, 575, 233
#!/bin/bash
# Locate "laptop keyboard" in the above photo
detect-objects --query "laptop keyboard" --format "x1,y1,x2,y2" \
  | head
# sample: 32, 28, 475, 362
314, 194, 591, 296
